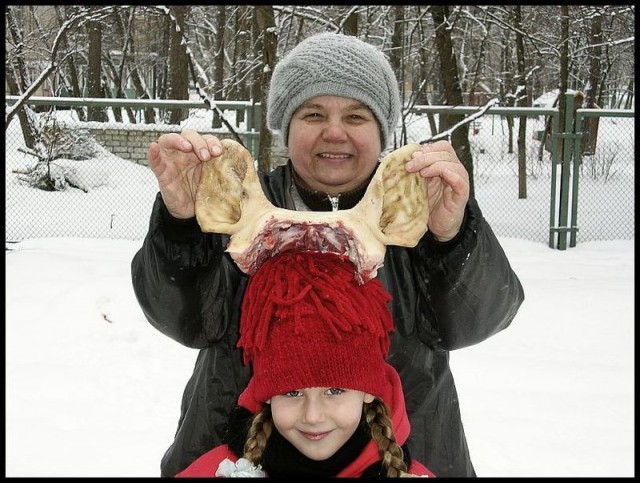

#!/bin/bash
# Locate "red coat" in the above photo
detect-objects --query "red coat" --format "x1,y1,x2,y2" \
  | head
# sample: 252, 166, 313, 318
177, 365, 435, 478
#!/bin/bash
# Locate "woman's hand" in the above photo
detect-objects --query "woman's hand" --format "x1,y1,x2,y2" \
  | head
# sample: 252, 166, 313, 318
405, 141, 470, 242
147, 129, 223, 219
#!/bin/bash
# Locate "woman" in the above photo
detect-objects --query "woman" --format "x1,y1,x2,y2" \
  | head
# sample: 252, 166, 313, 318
132, 32, 524, 477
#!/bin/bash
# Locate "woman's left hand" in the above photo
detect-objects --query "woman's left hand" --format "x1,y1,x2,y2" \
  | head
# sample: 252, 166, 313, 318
405, 141, 470, 242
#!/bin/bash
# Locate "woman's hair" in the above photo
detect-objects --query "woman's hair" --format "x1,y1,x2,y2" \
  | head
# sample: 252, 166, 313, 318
242, 398, 408, 477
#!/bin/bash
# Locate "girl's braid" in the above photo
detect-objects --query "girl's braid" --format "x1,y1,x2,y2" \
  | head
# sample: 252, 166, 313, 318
365, 399, 409, 477
243, 401, 409, 477
243, 405, 273, 465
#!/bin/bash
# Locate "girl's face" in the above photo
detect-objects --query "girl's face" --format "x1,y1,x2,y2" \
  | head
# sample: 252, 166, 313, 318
287, 96, 382, 197
267, 387, 375, 461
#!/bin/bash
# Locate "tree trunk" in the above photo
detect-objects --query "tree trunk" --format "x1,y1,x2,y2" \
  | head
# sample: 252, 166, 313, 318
557, 5, 570, 161
103, 54, 124, 122
585, 9, 603, 109
431, 5, 475, 197
500, 28, 515, 154
212, 5, 227, 128
342, 9, 358, 36
87, 13, 108, 122
390, 6, 405, 146
167, 6, 189, 124
110, 8, 136, 123
512, 6, 528, 199
157, 15, 170, 102
5, 6, 37, 147
236, 5, 251, 124
54, 6, 85, 121
255, 5, 277, 171
416, 8, 438, 134
468, 10, 489, 102
124, 8, 156, 123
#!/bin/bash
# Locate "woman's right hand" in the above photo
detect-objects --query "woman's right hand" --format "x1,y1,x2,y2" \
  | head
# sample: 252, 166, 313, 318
147, 129, 223, 219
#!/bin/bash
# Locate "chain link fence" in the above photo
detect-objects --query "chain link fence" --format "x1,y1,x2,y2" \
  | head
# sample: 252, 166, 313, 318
399, 105, 634, 245
5, 98, 634, 245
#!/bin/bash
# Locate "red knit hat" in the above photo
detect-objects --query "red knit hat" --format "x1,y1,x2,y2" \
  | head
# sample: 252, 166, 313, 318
237, 250, 394, 405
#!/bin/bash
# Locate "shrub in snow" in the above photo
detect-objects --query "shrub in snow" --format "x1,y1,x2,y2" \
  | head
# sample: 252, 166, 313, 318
14, 110, 109, 192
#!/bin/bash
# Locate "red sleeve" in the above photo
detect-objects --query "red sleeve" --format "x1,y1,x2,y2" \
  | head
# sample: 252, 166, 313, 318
175, 445, 236, 477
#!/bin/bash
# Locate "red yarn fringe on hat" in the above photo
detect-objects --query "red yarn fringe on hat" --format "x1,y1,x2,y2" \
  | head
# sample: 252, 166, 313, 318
237, 250, 393, 366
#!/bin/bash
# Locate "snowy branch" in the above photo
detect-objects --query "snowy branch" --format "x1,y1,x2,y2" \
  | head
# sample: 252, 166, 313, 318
419, 98, 499, 144
5, 6, 115, 129
152, 5, 245, 146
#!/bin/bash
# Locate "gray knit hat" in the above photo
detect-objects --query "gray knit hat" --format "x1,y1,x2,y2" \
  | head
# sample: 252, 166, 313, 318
267, 32, 401, 149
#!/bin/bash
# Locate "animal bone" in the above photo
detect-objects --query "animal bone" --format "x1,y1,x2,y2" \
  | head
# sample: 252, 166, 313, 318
195, 138, 429, 283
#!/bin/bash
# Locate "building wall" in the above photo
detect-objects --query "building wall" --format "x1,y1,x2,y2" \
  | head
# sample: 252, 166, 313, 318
87, 128, 159, 165
85, 127, 245, 165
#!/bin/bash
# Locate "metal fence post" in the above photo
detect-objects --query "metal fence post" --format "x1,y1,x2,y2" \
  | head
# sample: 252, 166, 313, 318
570, 112, 585, 247
253, 100, 262, 162
244, 100, 262, 161
245, 100, 255, 159
557, 93, 574, 250
548, 112, 560, 248
551, 93, 581, 250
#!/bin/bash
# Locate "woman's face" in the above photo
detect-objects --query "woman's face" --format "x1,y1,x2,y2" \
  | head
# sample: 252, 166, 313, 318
287, 96, 382, 197
267, 387, 375, 461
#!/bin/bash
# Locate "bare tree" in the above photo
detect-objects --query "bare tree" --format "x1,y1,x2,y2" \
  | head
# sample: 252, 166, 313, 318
557, 5, 570, 161
212, 6, 227, 128
499, 14, 516, 154
228, 6, 251, 105
5, 6, 113, 130
8, 4, 635, 169
389, 6, 406, 146
102, 6, 153, 124
254, 5, 277, 171
341, 7, 358, 36
5, 6, 37, 146
166, 6, 189, 123
86, 8, 108, 122
53, 6, 86, 121
512, 6, 528, 199
584, 8, 603, 109
431, 5, 475, 196
413, 7, 438, 135
123, 8, 157, 123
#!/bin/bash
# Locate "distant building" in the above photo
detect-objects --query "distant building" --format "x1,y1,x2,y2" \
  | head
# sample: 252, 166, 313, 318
533, 90, 560, 108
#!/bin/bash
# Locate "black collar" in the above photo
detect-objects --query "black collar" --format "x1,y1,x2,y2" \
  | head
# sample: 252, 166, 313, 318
290, 161, 376, 212
224, 405, 374, 477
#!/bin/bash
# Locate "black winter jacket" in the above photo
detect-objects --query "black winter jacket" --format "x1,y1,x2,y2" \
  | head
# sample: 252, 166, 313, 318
131, 161, 524, 477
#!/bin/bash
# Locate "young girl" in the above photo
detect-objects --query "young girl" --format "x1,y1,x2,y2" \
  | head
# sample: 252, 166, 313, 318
177, 250, 434, 478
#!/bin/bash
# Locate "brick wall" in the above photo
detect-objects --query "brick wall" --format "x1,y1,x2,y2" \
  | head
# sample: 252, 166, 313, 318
83, 126, 287, 168
87, 127, 155, 165
86, 127, 236, 166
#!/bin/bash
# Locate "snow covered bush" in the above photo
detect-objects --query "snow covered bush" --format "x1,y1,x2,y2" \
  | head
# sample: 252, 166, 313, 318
14, 109, 110, 192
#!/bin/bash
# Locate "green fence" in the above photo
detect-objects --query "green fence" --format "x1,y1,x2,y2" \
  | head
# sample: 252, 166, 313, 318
402, 96, 634, 248
5, 95, 634, 246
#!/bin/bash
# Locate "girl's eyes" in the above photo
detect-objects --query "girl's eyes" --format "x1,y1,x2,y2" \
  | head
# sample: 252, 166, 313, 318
283, 388, 345, 397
